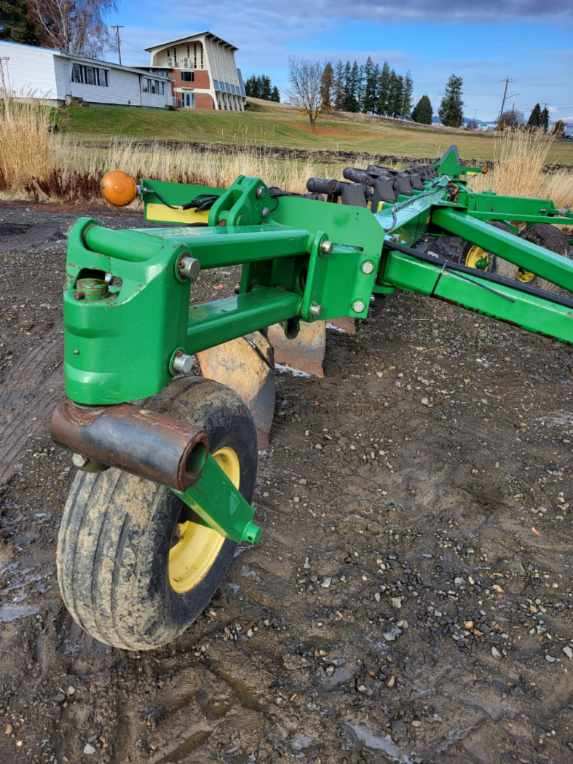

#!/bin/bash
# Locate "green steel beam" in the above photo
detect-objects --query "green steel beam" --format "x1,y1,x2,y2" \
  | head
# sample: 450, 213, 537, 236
384, 250, 573, 345
175, 453, 261, 544
186, 288, 300, 354
432, 208, 573, 291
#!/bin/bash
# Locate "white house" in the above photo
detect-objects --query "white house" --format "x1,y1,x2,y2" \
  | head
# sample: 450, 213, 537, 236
0, 40, 172, 108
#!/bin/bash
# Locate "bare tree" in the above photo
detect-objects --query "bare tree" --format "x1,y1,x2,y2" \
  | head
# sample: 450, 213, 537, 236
289, 58, 323, 126
28, 0, 115, 57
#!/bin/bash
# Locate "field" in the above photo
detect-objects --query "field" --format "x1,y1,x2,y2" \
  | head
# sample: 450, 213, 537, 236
60, 99, 573, 165
1, 204, 573, 762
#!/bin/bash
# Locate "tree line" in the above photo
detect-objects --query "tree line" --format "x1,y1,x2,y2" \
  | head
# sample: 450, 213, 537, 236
244, 74, 280, 103
499, 103, 564, 136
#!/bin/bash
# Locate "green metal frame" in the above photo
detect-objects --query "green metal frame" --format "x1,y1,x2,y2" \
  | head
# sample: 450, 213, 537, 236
59, 148, 573, 544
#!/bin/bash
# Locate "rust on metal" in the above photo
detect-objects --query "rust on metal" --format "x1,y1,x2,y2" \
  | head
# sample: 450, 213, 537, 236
197, 332, 275, 450
51, 400, 208, 490
267, 320, 326, 377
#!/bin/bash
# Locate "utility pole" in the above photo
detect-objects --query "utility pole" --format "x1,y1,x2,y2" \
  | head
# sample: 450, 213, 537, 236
111, 25, 125, 66
498, 77, 510, 122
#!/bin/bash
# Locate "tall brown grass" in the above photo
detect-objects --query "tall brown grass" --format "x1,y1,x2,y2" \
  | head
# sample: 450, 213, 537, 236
0, 93, 53, 190
470, 128, 573, 208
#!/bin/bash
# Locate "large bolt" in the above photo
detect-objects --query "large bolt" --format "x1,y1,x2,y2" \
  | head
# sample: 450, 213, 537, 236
352, 300, 366, 313
171, 351, 194, 376
320, 240, 333, 255
178, 255, 200, 282
310, 303, 321, 318
361, 260, 375, 275
72, 452, 89, 469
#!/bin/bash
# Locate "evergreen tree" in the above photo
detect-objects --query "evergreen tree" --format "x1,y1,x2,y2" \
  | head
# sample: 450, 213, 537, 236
527, 103, 542, 129
388, 72, 404, 117
344, 60, 360, 112
377, 62, 391, 115
540, 106, 549, 133
363, 57, 378, 113
401, 72, 413, 117
333, 60, 345, 110
0, 0, 41, 44
320, 62, 334, 111
411, 95, 433, 124
271, 86, 280, 103
552, 119, 565, 137
260, 75, 272, 101
439, 74, 464, 127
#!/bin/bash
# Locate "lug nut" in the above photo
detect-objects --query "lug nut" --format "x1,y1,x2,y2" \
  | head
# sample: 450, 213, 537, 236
310, 303, 321, 317
352, 300, 366, 313
171, 351, 194, 376
361, 260, 375, 275
320, 240, 333, 255
178, 255, 200, 281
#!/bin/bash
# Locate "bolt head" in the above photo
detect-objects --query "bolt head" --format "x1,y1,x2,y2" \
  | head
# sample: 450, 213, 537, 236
172, 352, 194, 376
310, 303, 321, 317
261, 207, 271, 218
72, 452, 89, 469
361, 260, 375, 275
178, 255, 200, 281
256, 186, 265, 198
320, 240, 333, 255
352, 300, 366, 313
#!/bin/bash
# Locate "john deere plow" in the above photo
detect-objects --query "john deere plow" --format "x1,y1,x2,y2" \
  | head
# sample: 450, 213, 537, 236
51, 146, 572, 650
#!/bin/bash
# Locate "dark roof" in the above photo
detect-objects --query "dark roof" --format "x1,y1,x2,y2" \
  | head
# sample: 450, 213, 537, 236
146, 32, 238, 53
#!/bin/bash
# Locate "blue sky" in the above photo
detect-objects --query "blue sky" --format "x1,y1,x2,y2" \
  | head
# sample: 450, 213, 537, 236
107, 1, 573, 122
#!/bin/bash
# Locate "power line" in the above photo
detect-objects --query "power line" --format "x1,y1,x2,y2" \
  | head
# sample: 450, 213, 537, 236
111, 25, 125, 66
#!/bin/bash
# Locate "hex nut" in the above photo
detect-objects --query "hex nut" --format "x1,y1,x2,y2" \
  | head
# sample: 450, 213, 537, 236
352, 300, 366, 313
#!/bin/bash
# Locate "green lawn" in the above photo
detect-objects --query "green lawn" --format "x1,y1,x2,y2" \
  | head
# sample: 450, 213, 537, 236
60, 101, 573, 165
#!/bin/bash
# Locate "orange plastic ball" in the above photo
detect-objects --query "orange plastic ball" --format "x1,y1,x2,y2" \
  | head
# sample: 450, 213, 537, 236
101, 170, 138, 207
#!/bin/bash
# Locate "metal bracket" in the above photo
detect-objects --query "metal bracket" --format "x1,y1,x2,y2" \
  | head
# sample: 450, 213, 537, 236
173, 453, 262, 545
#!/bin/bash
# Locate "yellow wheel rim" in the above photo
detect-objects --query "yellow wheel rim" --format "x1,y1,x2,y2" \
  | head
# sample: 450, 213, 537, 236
517, 269, 535, 284
168, 447, 240, 594
465, 245, 492, 271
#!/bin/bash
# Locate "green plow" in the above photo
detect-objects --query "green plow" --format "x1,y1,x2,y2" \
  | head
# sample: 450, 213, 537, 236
50, 147, 573, 650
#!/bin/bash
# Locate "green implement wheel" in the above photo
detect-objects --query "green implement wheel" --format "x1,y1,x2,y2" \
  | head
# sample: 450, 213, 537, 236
56, 378, 258, 651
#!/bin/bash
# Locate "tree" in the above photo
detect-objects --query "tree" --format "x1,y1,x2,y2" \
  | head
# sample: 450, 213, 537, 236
289, 57, 323, 125
527, 103, 542, 129
377, 62, 391, 115
553, 119, 565, 137
270, 85, 280, 103
333, 60, 345, 110
362, 57, 378, 113
411, 95, 433, 124
320, 62, 334, 111
497, 109, 523, 130
0, 0, 41, 43
260, 75, 272, 101
540, 106, 549, 133
28, 0, 115, 56
439, 74, 464, 127
387, 71, 403, 117
401, 72, 413, 117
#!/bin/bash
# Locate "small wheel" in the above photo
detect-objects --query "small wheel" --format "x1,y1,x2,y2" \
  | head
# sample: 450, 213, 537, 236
517, 223, 570, 293
56, 378, 258, 651
462, 242, 496, 273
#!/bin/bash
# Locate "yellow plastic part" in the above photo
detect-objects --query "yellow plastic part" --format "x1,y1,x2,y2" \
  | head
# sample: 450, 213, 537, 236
168, 447, 240, 594
101, 170, 138, 207
146, 203, 210, 225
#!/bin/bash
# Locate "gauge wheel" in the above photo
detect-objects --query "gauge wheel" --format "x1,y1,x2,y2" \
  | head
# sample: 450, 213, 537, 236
56, 378, 258, 651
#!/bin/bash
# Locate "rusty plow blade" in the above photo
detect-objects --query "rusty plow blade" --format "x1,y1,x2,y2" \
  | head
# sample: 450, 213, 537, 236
197, 332, 275, 450
266, 321, 326, 378
327, 317, 357, 335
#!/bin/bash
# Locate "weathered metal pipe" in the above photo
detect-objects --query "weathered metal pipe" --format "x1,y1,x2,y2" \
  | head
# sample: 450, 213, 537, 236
51, 400, 208, 490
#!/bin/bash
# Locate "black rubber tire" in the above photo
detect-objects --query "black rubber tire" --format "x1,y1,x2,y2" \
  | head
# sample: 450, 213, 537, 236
57, 378, 258, 651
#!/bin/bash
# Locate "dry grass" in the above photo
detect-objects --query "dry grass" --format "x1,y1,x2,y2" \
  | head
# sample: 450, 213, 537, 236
471, 129, 573, 208
0, 95, 347, 201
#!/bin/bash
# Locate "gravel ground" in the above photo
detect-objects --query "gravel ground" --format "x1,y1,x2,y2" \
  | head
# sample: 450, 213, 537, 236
0, 202, 572, 763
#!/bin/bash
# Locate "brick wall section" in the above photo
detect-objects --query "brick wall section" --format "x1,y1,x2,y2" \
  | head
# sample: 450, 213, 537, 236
169, 69, 210, 89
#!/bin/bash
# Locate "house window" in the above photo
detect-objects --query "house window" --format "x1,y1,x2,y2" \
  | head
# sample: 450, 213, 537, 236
72, 63, 109, 87
181, 71, 194, 82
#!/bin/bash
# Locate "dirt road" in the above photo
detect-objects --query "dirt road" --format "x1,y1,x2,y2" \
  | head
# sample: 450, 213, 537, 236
1, 203, 572, 763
